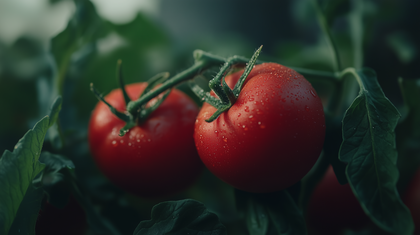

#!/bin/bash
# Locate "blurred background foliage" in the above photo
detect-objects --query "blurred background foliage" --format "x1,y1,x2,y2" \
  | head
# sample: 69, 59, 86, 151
0, 0, 419, 234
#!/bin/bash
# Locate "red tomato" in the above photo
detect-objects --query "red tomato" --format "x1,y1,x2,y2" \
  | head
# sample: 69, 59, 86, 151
194, 63, 325, 193
403, 167, 420, 234
306, 165, 369, 234
88, 83, 203, 197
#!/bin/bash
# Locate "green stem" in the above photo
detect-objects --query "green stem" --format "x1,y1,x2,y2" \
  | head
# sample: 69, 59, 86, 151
311, 0, 342, 72
116, 60, 132, 106
290, 67, 339, 84
126, 51, 232, 115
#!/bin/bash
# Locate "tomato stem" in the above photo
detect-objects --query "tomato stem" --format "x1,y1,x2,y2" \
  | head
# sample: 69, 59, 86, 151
311, 0, 342, 72
117, 60, 132, 106
90, 83, 132, 123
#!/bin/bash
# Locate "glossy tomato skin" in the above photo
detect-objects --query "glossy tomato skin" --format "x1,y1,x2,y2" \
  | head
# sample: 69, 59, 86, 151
306, 165, 369, 234
194, 63, 325, 193
89, 83, 203, 198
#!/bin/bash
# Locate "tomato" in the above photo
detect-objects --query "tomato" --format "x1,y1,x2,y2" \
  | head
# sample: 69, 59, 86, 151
88, 83, 203, 197
306, 165, 369, 234
403, 167, 420, 234
194, 63, 325, 193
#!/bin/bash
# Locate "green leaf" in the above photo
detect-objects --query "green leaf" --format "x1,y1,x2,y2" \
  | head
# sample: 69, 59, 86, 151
235, 190, 269, 235
59, 168, 121, 235
265, 191, 307, 235
0, 116, 49, 235
46, 96, 63, 149
133, 199, 227, 235
51, 0, 108, 97
339, 68, 414, 234
235, 190, 306, 235
39, 152, 75, 187
8, 184, 44, 235
47, 96, 63, 128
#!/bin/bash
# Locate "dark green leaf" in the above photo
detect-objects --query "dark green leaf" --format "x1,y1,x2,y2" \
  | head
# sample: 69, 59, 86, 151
266, 191, 307, 235
235, 190, 306, 235
0, 116, 49, 235
51, 0, 107, 68
8, 184, 44, 235
235, 191, 269, 235
61, 170, 121, 235
46, 96, 63, 149
133, 199, 227, 235
339, 68, 414, 234
47, 96, 62, 128
39, 152, 75, 186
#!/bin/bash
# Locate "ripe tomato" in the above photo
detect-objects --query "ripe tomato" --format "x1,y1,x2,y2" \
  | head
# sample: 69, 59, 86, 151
306, 165, 369, 234
194, 63, 325, 193
88, 83, 203, 197
403, 167, 420, 234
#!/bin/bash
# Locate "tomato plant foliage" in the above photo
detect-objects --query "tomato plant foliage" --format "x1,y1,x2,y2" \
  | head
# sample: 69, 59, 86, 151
339, 68, 413, 234
133, 199, 226, 235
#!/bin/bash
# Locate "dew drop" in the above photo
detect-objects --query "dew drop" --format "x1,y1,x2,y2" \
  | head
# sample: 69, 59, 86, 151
310, 90, 316, 97
238, 113, 241, 117
128, 143, 132, 146
112, 140, 117, 145
120, 140, 124, 144
249, 115, 253, 119
244, 106, 249, 112
148, 139, 151, 142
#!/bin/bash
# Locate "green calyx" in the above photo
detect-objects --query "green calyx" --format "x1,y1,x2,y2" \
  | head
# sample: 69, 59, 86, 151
189, 46, 262, 122
90, 60, 171, 136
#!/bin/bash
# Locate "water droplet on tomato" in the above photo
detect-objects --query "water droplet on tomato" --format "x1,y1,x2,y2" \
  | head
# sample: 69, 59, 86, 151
244, 106, 249, 112
249, 115, 253, 119
120, 140, 124, 144
112, 140, 117, 145
128, 143, 132, 146
305, 106, 310, 111
310, 90, 316, 97
238, 113, 241, 117
249, 98, 254, 101
148, 139, 151, 142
